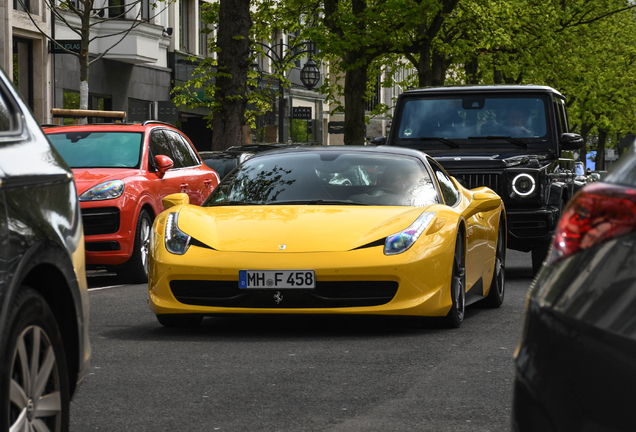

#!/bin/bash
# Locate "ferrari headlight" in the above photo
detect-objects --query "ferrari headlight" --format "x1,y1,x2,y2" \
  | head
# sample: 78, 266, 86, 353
165, 212, 191, 255
512, 174, 535, 197
384, 212, 435, 255
79, 180, 125, 201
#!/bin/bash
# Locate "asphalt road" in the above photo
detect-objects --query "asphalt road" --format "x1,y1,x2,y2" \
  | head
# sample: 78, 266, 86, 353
71, 250, 535, 431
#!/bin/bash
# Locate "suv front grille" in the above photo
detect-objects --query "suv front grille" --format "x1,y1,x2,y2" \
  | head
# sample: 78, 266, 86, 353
81, 207, 120, 236
170, 280, 398, 308
509, 214, 550, 238
451, 173, 505, 196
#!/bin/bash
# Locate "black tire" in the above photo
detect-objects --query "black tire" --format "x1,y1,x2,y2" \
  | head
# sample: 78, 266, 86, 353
443, 234, 466, 328
0, 287, 70, 432
156, 314, 204, 328
531, 240, 550, 275
482, 218, 506, 308
118, 209, 153, 284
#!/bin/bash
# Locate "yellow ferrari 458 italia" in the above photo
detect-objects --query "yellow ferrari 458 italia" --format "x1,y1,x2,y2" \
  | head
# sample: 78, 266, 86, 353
148, 146, 506, 328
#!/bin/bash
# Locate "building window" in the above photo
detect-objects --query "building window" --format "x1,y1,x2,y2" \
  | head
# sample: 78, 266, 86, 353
89, 95, 113, 123
141, 0, 150, 20
63, 90, 80, 125
199, 2, 211, 57
13, 38, 33, 110
13, 0, 30, 12
179, 0, 192, 52
109, 0, 125, 18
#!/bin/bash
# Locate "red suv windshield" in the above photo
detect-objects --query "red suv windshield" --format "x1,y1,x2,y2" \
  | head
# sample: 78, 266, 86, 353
48, 131, 143, 168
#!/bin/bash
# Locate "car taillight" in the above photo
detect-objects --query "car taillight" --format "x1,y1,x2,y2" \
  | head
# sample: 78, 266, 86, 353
547, 183, 636, 266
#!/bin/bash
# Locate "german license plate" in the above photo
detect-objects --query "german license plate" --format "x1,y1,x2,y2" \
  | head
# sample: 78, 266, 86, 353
239, 270, 315, 289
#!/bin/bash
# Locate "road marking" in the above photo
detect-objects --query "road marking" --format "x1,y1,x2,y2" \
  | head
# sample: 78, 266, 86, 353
88, 285, 126, 291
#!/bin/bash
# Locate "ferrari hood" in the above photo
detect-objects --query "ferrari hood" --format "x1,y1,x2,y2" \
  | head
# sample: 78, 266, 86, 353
176, 205, 433, 253
72, 168, 139, 195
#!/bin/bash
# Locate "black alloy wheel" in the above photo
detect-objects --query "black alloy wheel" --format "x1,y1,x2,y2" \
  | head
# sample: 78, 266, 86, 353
119, 209, 153, 284
444, 234, 466, 328
483, 218, 506, 308
0, 287, 70, 432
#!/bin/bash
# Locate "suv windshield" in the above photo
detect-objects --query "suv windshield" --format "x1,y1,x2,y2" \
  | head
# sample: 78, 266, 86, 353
205, 152, 440, 207
48, 131, 143, 168
396, 95, 548, 142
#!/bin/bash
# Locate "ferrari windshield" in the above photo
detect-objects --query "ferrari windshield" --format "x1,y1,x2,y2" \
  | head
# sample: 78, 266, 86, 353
204, 151, 441, 207
47, 131, 143, 168
396, 95, 549, 142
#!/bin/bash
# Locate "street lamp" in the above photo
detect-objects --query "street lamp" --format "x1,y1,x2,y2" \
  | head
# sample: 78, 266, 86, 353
252, 39, 321, 143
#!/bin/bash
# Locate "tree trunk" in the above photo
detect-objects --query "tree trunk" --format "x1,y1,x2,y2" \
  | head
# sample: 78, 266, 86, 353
431, 50, 446, 86
596, 129, 607, 171
79, 6, 92, 123
343, 65, 368, 145
417, 39, 432, 87
212, 0, 252, 151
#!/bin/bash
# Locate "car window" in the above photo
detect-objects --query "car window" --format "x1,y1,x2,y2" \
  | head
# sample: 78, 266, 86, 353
428, 158, 460, 206
203, 157, 238, 179
397, 96, 548, 140
47, 132, 143, 168
205, 152, 439, 207
0, 88, 12, 132
176, 133, 201, 165
149, 130, 175, 169
164, 130, 198, 168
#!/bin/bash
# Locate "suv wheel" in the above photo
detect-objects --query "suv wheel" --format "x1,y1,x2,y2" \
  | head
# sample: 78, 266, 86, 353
118, 209, 152, 284
531, 241, 550, 275
0, 287, 70, 431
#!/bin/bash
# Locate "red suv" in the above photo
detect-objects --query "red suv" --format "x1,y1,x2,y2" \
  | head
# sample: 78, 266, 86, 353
44, 121, 220, 283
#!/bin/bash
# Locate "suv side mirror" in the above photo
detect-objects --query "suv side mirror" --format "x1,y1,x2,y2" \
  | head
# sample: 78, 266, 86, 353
560, 133, 584, 150
155, 155, 174, 175
372, 136, 386, 145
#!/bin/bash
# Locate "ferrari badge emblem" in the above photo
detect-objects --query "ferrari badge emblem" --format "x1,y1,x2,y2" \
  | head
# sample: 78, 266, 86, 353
278, 244, 286, 250
274, 291, 283, 304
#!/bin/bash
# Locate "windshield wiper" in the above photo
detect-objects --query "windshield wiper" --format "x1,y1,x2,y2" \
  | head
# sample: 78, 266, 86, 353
207, 200, 261, 206
271, 199, 369, 206
470, 136, 528, 149
402, 137, 460, 149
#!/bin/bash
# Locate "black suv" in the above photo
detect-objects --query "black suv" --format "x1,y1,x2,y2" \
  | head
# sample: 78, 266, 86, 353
0, 67, 90, 430
382, 85, 585, 273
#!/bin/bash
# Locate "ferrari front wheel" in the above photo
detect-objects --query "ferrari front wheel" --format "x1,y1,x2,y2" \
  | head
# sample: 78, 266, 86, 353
443, 234, 466, 328
483, 218, 505, 308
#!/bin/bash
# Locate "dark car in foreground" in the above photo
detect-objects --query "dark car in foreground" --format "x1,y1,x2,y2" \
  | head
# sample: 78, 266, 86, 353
0, 67, 90, 430
513, 145, 636, 431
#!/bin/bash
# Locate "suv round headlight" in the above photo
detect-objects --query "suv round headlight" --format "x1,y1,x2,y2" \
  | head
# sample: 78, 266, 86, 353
512, 174, 535, 196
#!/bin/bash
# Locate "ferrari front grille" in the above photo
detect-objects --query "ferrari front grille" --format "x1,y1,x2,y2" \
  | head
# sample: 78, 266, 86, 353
169, 280, 398, 308
81, 207, 120, 236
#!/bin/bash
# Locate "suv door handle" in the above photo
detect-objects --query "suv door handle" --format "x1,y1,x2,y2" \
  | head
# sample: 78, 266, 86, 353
180, 183, 188, 192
